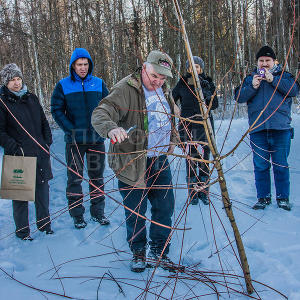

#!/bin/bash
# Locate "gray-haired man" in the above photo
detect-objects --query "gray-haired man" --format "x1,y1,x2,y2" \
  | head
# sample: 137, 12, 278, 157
92, 50, 179, 272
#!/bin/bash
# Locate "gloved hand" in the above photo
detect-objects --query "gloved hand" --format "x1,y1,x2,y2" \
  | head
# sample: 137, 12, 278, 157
200, 79, 210, 89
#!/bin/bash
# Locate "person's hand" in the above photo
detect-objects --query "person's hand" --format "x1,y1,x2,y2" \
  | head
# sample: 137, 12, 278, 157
167, 143, 176, 154
173, 104, 181, 117
108, 127, 128, 144
264, 69, 274, 83
252, 75, 262, 89
200, 79, 210, 89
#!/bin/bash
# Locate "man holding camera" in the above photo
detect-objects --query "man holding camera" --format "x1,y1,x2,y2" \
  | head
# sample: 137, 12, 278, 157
235, 46, 299, 211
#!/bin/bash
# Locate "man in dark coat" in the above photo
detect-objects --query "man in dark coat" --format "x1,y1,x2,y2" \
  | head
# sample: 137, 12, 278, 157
0, 63, 53, 240
172, 56, 218, 205
51, 48, 110, 228
235, 46, 299, 211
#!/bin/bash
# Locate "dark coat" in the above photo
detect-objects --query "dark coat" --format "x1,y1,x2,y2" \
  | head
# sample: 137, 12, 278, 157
172, 73, 219, 142
51, 48, 109, 144
235, 65, 300, 133
0, 85, 53, 184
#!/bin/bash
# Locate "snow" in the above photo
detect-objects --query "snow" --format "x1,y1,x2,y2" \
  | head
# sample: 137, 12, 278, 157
1, 116, 300, 299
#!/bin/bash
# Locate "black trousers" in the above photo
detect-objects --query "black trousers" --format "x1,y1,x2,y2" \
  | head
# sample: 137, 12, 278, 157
65, 143, 106, 218
13, 181, 51, 238
185, 143, 210, 179
178, 120, 211, 179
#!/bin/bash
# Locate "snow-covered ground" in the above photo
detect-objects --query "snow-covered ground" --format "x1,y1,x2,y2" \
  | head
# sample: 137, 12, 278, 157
1, 116, 300, 299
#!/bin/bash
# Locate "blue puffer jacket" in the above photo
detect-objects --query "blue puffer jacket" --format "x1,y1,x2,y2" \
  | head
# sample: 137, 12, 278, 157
51, 48, 109, 143
235, 65, 299, 133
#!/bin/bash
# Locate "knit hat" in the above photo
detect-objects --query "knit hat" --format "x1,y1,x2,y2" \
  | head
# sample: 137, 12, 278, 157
0, 63, 23, 86
146, 50, 173, 78
186, 56, 205, 70
256, 46, 276, 60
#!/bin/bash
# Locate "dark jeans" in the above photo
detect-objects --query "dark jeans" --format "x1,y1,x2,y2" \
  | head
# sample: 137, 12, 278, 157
13, 182, 51, 238
65, 143, 106, 218
118, 155, 175, 253
250, 129, 291, 199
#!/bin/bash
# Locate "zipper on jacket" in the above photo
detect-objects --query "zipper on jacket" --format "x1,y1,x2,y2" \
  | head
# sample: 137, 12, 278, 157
82, 80, 90, 136
143, 109, 148, 133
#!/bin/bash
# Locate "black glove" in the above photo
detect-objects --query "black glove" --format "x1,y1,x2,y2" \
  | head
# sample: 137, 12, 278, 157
200, 79, 210, 89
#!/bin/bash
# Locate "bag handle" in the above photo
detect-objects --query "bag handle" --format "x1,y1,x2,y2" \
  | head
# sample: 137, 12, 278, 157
13, 146, 24, 157
19, 147, 24, 156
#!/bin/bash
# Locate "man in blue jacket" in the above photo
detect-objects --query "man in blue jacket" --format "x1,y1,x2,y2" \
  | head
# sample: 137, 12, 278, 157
235, 46, 299, 211
51, 48, 110, 228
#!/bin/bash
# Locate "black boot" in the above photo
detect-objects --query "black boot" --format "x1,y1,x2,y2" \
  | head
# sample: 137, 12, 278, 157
130, 249, 146, 272
18, 235, 34, 241
252, 196, 271, 210
73, 215, 87, 229
147, 249, 185, 272
276, 198, 291, 211
91, 214, 110, 225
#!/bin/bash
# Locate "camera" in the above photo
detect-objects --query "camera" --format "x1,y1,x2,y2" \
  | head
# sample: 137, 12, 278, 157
258, 68, 265, 78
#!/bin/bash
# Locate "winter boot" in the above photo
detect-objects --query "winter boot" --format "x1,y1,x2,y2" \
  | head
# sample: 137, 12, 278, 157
147, 249, 185, 272
40, 229, 54, 235
91, 215, 110, 225
20, 235, 34, 241
252, 196, 271, 210
276, 198, 291, 211
73, 215, 87, 229
198, 176, 209, 205
38, 224, 54, 235
186, 176, 198, 205
130, 249, 146, 273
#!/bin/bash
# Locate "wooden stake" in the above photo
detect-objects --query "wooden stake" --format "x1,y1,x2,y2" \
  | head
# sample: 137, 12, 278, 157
172, 0, 254, 294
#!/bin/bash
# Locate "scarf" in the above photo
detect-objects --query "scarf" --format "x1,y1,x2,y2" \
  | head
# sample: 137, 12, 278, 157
269, 64, 281, 74
10, 84, 28, 98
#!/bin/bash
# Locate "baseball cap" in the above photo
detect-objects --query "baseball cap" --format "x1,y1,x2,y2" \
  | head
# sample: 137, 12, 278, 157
146, 50, 173, 78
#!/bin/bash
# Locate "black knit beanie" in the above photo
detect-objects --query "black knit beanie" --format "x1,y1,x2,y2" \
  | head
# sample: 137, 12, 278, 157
256, 46, 276, 60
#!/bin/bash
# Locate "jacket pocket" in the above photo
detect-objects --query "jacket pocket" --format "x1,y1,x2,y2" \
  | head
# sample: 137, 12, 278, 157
108, 140, 140, 182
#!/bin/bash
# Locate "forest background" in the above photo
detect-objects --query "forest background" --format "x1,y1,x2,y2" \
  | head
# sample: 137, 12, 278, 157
0, 0, 299, 118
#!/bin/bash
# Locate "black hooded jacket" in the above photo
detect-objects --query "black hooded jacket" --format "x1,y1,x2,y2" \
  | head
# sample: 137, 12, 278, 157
172, 73, 218, 142
0, 85, 53, 183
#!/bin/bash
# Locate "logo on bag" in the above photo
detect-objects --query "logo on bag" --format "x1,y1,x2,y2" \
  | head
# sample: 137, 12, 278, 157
13, 168, 24, 179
